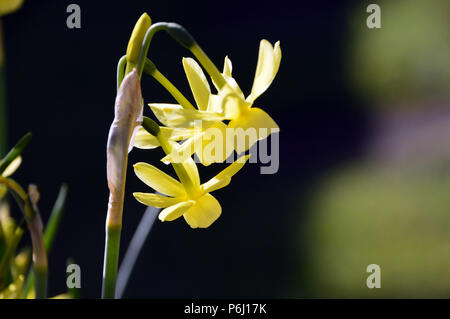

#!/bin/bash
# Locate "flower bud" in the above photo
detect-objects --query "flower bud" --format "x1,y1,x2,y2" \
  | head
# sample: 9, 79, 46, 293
126, 13, 151, 65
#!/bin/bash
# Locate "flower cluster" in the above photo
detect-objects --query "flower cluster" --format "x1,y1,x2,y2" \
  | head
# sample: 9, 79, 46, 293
120, 14, 281, 228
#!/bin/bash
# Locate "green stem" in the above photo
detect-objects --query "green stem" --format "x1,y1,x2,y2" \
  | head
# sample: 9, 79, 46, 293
44, 184, 69, 252
144, 59, 195, 109
33, 266, 47, 299
136, 22, 169, 76
136, 21, 227, 91
117, 55, 127, 91
102, 225, 121, 299
0, 176, 34, 221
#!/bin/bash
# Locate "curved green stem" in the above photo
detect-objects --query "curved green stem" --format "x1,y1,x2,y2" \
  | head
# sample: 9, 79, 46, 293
0, 176, 33, 221
136, 22, 169, 77
137, 22, 227, 89
117, 55, 127, 91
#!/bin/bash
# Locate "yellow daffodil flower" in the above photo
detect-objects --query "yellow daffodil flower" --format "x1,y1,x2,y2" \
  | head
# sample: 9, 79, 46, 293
146, 40, 281, 160
0, 156, 21, 199
135, 57, 231, 165
217, 39, 281, 151
133, 154, 249, 228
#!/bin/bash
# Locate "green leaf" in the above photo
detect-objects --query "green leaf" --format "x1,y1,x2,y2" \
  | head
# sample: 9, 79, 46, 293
44, 184, 69, 252
0, 132, 32, 175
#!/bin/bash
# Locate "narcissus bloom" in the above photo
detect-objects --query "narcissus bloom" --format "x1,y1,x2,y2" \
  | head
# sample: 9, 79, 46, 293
0, 156, 21, 198
148, 39, 281, 159
217, 39, 281, 151
134, 57, 229, 165
133, 154, 249, 228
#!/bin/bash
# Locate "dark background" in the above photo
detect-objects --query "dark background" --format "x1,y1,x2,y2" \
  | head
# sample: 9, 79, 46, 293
3, 0, 367, 298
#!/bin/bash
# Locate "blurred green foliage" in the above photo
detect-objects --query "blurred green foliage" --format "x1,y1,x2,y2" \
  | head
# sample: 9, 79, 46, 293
300, 166, 450, 298
349, 0, 450, 105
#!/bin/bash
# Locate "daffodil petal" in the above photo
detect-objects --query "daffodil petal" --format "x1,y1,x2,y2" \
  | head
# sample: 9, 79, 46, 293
201, 154, 250, 193
183, 193, 221, 228
200, 176, 231, 194
247, 40, 281, 103
134, 127, 160, 149
133, 192, 183, 208
161, 126, 200, 141
206, 94, 223, 113
211, 56, 245, 101
2, 156, 22, 177
159, 200, 195, 222
274, 41, 282, 75
228, 107, 279, 152
133, 162, 185, 197
194, 122, 233, 165
215, 154, 250, 180
223, 56, 233, 77
134, 126, 198, 150
162, 135, 199, 164
182, 156, 201, 191
166, 140, 201, 190
182, 57, 211, 111
149, 103, 182, 126
207, 91, 248, 119
224, 76, 245, 100
150, 103, 224, 128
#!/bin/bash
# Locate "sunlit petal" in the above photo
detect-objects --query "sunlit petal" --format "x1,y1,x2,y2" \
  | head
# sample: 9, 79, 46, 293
150, 103, 224, 128
183, 193, 221, 228
182, 57, 211, 111
201, 154, 250, 193
228, 107, 279, 152
223, 56, 233, 77
159, 200, 195, 222
182, 156, 201, 191
134, 126, 199, 150
247, 40, 281, 103
200, 176, 231, 194
133, 192, 183, 208
134, 127, 160, 149
194, 122, 233, 165
162, 135, 200, 164
133, 162, 185, 197
2, 156, 22, 177
160, 126, 200, 141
